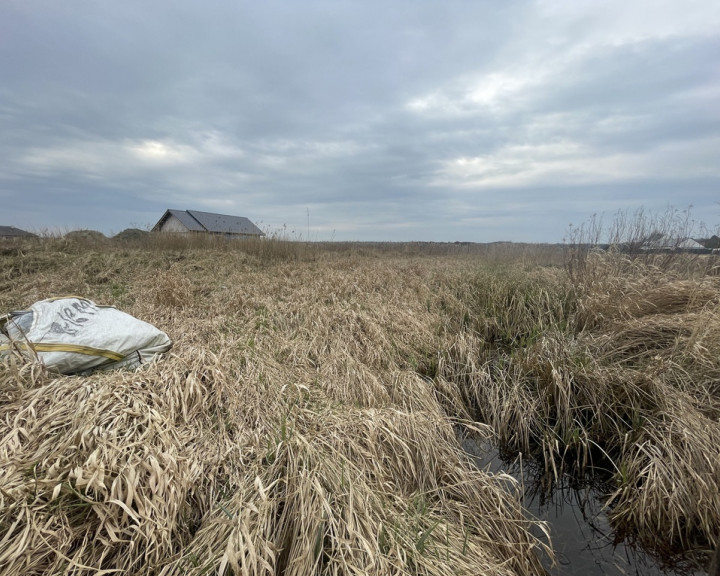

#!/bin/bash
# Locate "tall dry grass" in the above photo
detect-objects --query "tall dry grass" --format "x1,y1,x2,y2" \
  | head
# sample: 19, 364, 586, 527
439, 249, 720, 567
0, 238, 551, 575
3, 233, 719, 571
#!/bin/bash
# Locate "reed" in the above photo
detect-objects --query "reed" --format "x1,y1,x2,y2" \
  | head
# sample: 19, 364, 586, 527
439, 246, 720, 565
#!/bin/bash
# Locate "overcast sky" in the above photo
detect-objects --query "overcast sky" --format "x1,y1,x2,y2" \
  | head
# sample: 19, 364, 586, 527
1, 1, 719, 241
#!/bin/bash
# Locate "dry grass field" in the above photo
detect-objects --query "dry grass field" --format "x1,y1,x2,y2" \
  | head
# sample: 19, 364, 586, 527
1, 234, 718, 575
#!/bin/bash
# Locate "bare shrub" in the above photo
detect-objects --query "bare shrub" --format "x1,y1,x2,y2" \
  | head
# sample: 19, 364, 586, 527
565, 207, 718, 283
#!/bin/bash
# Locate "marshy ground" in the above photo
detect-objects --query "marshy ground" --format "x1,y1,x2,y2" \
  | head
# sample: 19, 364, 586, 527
1, 236, 718, 575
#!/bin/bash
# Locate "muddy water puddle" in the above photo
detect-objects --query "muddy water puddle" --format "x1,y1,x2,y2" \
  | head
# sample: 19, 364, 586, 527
462, 437, 705, 576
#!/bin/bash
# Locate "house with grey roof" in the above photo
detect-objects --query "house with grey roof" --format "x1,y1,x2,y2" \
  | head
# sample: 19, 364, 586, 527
639, 233, 708, 253
152, 209, 265, 238
0, 226, 37, 239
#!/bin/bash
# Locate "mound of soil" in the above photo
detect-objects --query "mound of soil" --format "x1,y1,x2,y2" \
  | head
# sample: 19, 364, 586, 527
63, 229, 108, 243
113, 228, 150, 242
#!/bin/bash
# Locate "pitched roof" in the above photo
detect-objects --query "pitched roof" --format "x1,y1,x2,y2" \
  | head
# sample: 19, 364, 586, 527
166, 209, 205, 232
187, 210, 264, 235
641, 234, 705, 250
153, 209, 264, 236
0, 226, 36, 237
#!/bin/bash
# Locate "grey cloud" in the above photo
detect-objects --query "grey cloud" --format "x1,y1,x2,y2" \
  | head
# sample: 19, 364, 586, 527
1, 1, 718, 240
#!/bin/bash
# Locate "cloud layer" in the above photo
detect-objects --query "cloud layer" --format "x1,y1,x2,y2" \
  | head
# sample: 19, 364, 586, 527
1, 0, 719, 240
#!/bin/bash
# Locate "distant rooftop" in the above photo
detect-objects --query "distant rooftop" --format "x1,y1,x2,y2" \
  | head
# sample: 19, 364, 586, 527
152, 209, 265, 236
641, 234, 705, 250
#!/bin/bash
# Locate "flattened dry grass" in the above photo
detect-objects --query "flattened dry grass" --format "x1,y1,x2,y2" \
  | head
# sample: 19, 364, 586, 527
3, 238, 719, 571
0, 242, 550, 575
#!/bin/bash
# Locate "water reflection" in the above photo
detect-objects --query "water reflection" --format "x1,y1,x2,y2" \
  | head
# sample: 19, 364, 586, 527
462, 437, 705, 576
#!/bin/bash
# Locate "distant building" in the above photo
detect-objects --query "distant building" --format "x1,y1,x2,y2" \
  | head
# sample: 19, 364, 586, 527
700, 235, 720, 250
151, 209, 265, 238
639, 233, 707, 253
0, 226, 37, 239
